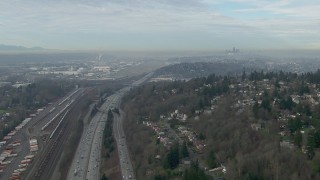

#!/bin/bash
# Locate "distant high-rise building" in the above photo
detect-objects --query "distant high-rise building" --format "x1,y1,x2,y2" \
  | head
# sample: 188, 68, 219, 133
226, 47, 240, 54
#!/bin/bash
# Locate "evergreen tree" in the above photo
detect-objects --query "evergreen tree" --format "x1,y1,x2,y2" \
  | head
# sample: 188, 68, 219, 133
294, 131, 302, 148
184, 161, 210, 180
101, 173, 108, 180
307, 131, 316, 159
164, 144, 180, 169
314, 130, 320, 148
199, 133, 206, 140
261, 99, 271, 112
253, 102, 259, 117
288, 118, 302, 133
207, 150, 217, 169
180, 142, 189, 158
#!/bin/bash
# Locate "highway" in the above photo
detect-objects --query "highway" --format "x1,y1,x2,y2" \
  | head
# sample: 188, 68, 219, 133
68, 91, 129, 180
68, 72, 153, 180
114, 111, 135, 180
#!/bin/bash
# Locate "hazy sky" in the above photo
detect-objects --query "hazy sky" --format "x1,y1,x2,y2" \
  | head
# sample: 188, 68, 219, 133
0, 0, 319, 51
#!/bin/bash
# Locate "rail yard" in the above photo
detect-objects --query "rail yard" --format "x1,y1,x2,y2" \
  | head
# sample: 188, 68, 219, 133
0, 87, 90, 180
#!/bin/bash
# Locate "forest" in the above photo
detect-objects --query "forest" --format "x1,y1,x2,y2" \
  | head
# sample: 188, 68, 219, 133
121, 70, 320, 180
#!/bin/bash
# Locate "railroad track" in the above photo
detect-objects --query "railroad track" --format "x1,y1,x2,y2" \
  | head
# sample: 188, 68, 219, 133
32, 112, 70, 180
28, 100, 78, 180
29, 88, 93, 180
30, 88, 82, 127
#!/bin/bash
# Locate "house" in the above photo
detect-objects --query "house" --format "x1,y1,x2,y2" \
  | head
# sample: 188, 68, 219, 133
182, 160, 191, 165
194, 140, 205, 150
251, 123, 262, 131
195, 110, 202, 115
280, 141, 294, 149
291, 95, 300, 104
160, 137, 169, 146
158, 132, 165, 137
209, 165, 227, 174
204, 110, 212, 115
182, 114, 188, 121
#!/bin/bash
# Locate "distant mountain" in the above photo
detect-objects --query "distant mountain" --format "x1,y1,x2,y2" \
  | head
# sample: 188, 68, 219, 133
0, 44, 45, 51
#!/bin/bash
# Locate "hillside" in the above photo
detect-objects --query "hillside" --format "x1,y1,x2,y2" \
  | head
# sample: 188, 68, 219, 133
121, 71, 320, 180
154, 62, 252, 80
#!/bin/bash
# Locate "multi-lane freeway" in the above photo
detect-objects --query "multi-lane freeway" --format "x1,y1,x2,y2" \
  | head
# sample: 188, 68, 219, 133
68, 88, 133, 180
68, 72, 153, 180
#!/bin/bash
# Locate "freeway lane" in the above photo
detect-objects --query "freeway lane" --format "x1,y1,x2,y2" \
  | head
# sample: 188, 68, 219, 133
68, 94, 118, 180
68, 72, 153, 180
67, 113, 101, 180
114, 111, 135, 180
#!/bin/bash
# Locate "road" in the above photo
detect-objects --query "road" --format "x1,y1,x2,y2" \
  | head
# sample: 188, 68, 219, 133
113, 111, 135, 180
68, 111, 96, 179
68, 72, 153, 180
68, 91, 131, 180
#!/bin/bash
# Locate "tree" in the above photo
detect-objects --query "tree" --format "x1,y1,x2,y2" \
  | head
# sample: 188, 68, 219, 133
307, 131, 316, 160
184, 161, 210, 180
298, 84, 310, 95
108, 109, 113, 119
304, 105, 312, 116
314, 130, 320, 148
294, 131, 302, 148
198, 100, 204, 109
207, 150, 217, 169
180, 142, 189, 158
279, 97, 294, 110
261, 99, 271, 112
274, 79, 280, 88
154, 175, 167, 180
164, 144, 180, 169
253, 102, 259, 117
312, 158, 320, 175
101, 173, 108, 180
285, 97, 294, 110
113, 107, 120, 114
199, 133, 206, 140
288, 118, 302, 133
245, 172, 264, 180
